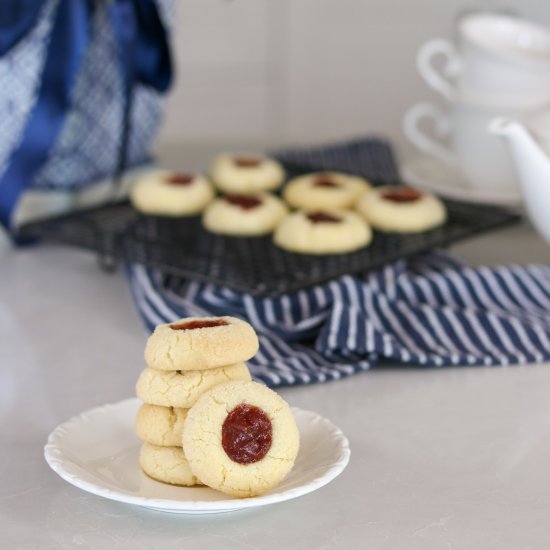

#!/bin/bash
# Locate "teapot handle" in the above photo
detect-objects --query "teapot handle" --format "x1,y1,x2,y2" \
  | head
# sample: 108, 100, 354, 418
403, 102, 456, 167
417, 39, 460, 100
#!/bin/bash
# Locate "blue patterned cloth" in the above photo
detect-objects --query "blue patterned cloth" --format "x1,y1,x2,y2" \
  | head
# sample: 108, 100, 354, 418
127, 254, 550, 386
0, 0, 172, 193
274, 137, 400, 184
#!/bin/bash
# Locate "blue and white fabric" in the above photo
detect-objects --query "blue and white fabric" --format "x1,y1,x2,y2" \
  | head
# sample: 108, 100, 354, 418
274, 137, 400, 184
0, 0, 173, 234
31, 3, 169, 192
127, 254, 550, 387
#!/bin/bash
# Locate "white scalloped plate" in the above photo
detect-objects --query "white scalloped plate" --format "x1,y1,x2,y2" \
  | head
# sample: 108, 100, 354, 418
44, 398, 350, 514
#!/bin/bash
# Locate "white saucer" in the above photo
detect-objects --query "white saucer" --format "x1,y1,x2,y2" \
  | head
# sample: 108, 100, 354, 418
401, 155, 523, 206
44, 398, 350, 514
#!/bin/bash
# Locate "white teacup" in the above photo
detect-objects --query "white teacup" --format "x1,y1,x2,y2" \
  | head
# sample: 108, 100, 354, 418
403, 100, 528, 193
417, 13, 550, 105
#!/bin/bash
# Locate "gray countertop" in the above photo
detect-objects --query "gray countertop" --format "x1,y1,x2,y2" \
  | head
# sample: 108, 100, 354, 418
2, 220, 550, 550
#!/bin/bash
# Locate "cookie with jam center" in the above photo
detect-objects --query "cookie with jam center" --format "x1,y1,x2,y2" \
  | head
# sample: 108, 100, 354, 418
139, 442, 202, 486
210, 153, 285, 193
202, 192, 288, 236
283, 171, 372, 210
136, 363, 251, 408
144, 316, 259, 371
130, 170, 214, 216
182, 380, 300, 497
356, 185, 447, 233
273, 209, 372, 254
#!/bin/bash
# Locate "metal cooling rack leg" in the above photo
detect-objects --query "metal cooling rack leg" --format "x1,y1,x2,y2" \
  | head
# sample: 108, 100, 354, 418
97, 253, 118, 273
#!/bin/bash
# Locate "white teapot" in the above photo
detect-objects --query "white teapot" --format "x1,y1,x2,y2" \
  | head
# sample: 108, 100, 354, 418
490, 109, 550, 243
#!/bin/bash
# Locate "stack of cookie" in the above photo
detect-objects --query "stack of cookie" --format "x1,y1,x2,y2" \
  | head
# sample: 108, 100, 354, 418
274, 171, 373, 254
135, 316, 258, 487
203, 153, 289, 236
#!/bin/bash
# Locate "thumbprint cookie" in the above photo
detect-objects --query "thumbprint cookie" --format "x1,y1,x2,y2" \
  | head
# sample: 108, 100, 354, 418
283, 171, 371, 210
130, 170, 214, 216
357, 185, 446, 233
274, 209, 372, 254
144, 316, 259, 371
210, 153, 285, 194
182, 381, 299, 497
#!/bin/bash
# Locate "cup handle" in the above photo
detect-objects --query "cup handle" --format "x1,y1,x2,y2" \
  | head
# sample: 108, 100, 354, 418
403, 102, 456, 166
417, 39, 460, 100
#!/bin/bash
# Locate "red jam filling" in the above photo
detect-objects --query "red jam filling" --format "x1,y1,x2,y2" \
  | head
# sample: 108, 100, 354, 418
165, 173, 195, 185
234, 156, 262, 168
169, 319, 228, 330
224, 194, 263, 210
382, 187, 422, 203
313, 174, 340, 188
222, 404, 272, 464
307, 211, 342, 224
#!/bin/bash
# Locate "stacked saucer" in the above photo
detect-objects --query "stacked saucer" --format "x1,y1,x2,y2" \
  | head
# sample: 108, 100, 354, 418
403, 13, 550, 204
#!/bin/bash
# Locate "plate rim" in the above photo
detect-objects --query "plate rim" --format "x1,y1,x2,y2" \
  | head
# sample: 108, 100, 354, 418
44, 398, 351, 513
401, 154, 523, 206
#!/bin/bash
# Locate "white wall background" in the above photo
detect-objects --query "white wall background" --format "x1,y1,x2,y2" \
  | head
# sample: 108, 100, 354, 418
156, 0, 550, 165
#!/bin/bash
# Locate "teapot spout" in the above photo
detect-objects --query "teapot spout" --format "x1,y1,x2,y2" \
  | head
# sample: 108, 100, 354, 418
490, 116, 550, 244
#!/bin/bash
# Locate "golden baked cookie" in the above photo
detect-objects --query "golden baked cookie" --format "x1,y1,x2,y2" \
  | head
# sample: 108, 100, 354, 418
135, 404, 188, 447
130, 170, 214, 216
357, 185, 447, 233
283, 171, 372, 210
210, 153, 285, 193
139, 442, 202, 486
273, 209, 372, 254
182, 380, 300, 498
144, 316, 259, 371
136, 363, 251, 408
202, 193, 288, 236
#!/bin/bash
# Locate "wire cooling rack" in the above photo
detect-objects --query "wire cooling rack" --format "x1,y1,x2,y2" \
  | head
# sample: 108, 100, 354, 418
17, 193, 520, 296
